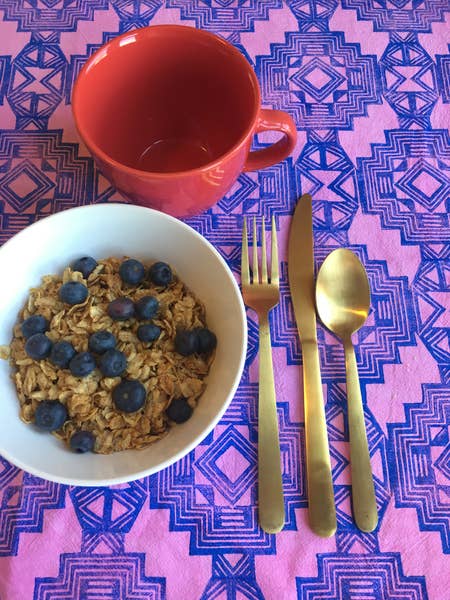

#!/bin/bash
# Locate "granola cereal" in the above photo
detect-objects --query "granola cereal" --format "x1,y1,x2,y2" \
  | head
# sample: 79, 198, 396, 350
4, 257, 215, 454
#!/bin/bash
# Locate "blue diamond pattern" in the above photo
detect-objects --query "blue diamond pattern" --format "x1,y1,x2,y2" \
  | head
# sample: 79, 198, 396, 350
257, 32, 381, 130
395, 158, 450, 211
290, 56, 346, 102
196, 426, 257, 505
0, 160, 54, 211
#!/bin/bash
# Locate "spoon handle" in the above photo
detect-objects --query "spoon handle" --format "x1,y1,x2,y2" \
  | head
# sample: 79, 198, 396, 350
344, 339, 378, 532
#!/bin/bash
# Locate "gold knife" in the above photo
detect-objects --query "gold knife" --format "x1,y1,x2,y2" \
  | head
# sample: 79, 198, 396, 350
288, 194, 337, 537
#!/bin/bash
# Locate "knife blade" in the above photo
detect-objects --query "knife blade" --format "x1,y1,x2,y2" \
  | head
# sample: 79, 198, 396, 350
288, 194, 336, 537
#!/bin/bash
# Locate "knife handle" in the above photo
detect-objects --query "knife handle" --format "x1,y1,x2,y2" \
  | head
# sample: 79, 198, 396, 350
302, 340, 337, 537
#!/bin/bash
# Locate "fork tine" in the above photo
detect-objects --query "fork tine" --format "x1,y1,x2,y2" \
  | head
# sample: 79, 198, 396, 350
252, 217, 259, 284
261, 216, 268, 283
270, 215, 279, 284
241, 218, 250, 286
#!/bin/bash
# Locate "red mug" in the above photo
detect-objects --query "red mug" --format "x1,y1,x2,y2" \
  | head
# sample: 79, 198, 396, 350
72, 25, 297, 217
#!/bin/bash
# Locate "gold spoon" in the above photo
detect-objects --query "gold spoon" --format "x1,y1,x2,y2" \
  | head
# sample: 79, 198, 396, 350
315, 248, 378, 533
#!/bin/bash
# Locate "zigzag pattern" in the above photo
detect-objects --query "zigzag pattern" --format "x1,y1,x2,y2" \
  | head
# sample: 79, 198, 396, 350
297, 553, 428, 599
388, 384, 450, 553
256, 32, 381, 130
33, 553, 165, 599
0, 457, 19, 490
0, 475, 66, 556
358, 129, 450, 244
64, 33, 117, 105
166, 0, 283, 32
150, 388, 302, 551
325, 382, 391, 544
151, 450, 268, 553
342, 0, 449, 32
0, 130, 94, 243
0, 56, 10, 107
436, 46, 450, 104
0, 0, 108, 31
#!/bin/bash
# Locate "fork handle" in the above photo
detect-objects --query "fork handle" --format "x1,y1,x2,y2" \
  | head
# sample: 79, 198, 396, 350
258, 312, 285, 534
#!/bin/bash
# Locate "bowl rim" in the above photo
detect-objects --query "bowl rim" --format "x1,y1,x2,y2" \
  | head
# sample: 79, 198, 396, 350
0, 203, 247, 486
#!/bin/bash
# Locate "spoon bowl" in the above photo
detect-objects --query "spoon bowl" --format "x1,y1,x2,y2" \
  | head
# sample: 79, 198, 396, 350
316, 248, 377, 533
316, 248, 370, 339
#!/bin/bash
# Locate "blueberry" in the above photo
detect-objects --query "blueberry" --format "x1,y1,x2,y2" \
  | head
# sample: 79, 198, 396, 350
107, 298, 135, 321
50, 341, 76, 369
119, 259, 145, 285
137, 323, 161, 343
112, 379, 146, 413
34, 401, 68, 431
97, 348, 127, 377
59, 281, 88, 305
69, 352, 96, 377
135, 295, 159, 320
21, 315, 49, 339
25, 333, 52, 360
166, 398, 193, 424
148, 261, 173, 287
72, 256, 97, 279
89, 330, 116, 354
70, 430, 96, 453
174, 329, 199, 356
195, 328, 217, 354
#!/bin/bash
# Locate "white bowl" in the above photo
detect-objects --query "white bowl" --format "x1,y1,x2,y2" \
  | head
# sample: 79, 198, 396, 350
0, 204, 246, 486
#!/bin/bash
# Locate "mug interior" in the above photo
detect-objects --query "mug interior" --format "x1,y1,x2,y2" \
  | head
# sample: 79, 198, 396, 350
74, 27, 259, 173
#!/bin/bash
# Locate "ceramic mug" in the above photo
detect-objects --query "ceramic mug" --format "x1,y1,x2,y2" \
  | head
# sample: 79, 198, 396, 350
72, 25, 297, 217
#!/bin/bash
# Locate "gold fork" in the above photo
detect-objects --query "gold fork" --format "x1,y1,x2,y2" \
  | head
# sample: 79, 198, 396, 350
241, 216, 285, 534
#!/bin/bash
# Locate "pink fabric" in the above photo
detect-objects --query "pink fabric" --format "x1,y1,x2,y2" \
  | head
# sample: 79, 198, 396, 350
0, 2, 449, 599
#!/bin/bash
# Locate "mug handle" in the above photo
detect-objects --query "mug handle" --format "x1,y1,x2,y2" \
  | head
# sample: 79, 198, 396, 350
244, 109, 297, 172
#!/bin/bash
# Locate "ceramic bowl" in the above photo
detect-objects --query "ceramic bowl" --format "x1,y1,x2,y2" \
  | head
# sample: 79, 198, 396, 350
0, 204, 246, 486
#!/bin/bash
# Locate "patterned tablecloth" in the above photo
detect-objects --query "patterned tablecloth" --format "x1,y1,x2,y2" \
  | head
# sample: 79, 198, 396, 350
0, 1, 449, 599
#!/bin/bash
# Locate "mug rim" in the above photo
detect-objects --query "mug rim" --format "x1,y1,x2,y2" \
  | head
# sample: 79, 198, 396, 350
72, 24, 262, 178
